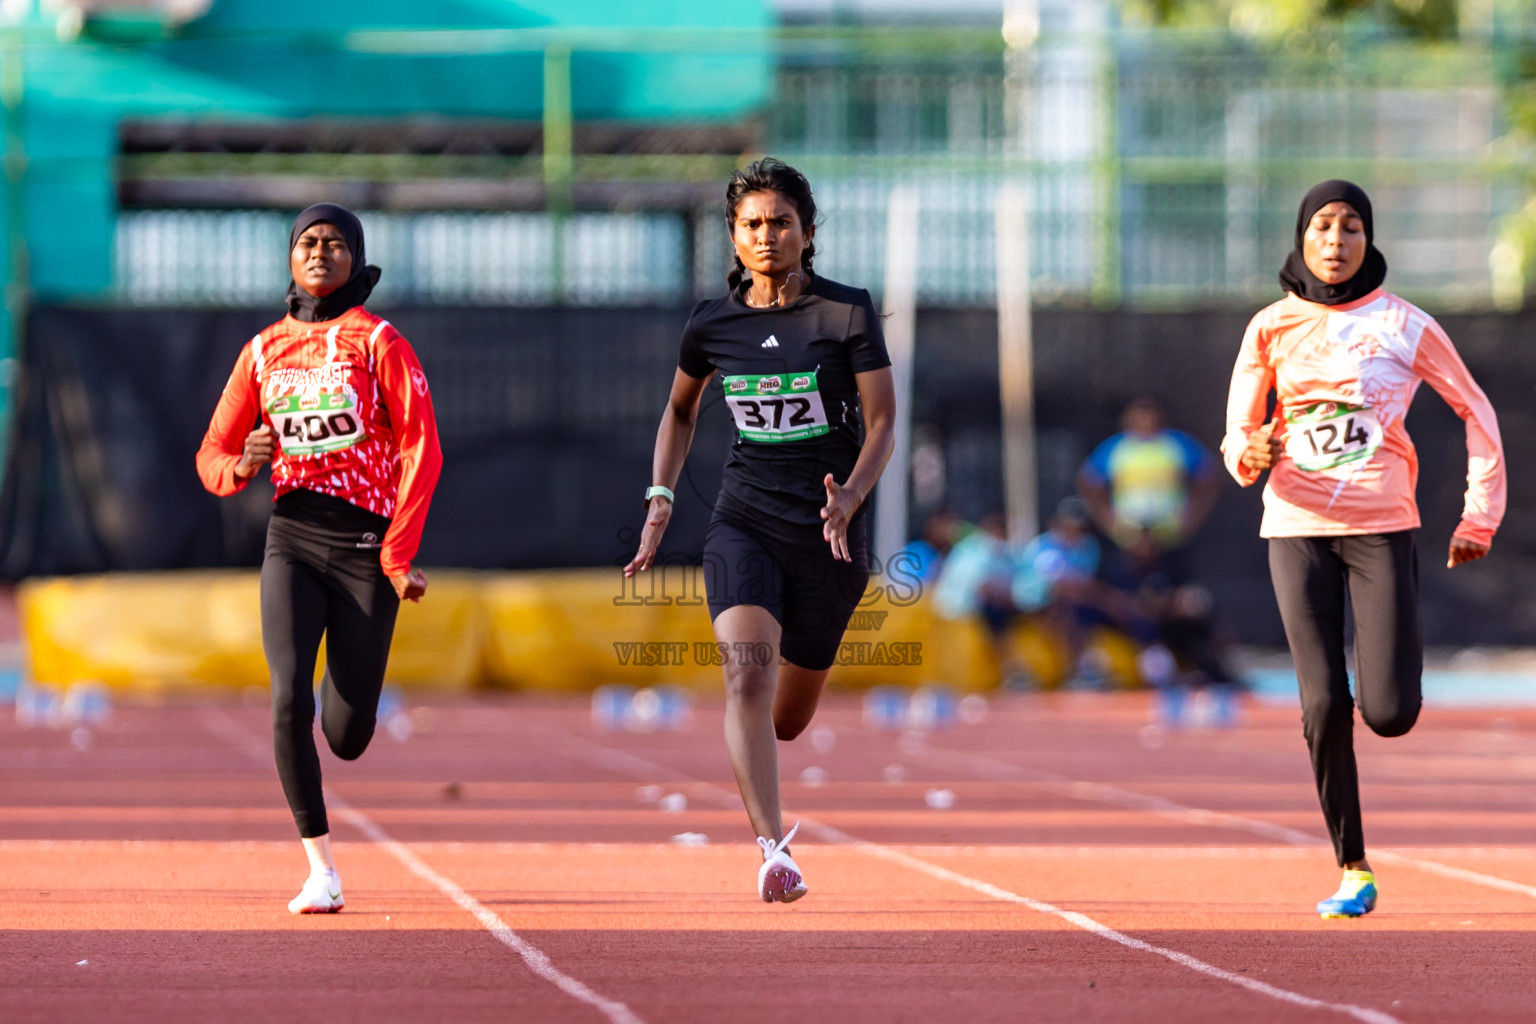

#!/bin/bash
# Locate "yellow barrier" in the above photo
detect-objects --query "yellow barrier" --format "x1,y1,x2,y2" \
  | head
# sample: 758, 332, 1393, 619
20, 571, 490, 692
19, 568, 1146, 693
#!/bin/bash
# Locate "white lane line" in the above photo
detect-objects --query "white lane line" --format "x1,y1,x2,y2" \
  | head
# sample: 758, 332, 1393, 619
558, 737, 1404, 1024
202, 709, 646, 1024
329, 798, 645, 1024
915, 747, 1536, 901
827, 824, 1402, 1024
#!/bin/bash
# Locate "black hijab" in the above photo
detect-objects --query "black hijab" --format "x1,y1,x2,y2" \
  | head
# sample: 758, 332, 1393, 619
285, 203, 382, 322
1278, 179, 1387, 306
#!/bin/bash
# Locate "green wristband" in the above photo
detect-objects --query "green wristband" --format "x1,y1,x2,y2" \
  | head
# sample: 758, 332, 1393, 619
645, 485, 674, 505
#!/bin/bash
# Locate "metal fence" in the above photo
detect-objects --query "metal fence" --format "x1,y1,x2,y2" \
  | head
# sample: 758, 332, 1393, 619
117, 210, 689, 307
111, 29, 1526, 309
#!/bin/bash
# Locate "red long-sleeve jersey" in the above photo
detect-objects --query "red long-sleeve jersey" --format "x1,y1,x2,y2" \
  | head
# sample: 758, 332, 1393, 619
197, 306, 442, 577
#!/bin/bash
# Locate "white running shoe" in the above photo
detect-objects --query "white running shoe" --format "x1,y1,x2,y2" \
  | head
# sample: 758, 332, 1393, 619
288, 870, 345, 914
757, 822, 808, 903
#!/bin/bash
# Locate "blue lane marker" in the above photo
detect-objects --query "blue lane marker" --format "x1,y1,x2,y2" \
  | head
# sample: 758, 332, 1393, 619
1248, 667, 1536, 708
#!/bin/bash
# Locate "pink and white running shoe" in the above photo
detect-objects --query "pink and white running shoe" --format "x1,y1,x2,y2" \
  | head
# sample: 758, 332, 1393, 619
757, 822, 808, 903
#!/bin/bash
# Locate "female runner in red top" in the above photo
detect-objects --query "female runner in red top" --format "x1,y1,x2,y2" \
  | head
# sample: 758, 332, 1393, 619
197, 203, 442, 913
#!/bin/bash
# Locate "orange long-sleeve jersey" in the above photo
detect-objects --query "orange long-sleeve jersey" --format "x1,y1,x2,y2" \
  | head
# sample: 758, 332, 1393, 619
197, 306, 442, 576
1222, 289, 1504, 546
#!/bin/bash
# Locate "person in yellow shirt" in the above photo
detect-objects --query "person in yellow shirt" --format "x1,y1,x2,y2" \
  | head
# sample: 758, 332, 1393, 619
1079, 396, 1220, 563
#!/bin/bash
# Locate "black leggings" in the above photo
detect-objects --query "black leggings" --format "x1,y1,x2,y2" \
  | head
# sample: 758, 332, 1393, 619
1268, 531, 1422, 867
262, 512, 400, 839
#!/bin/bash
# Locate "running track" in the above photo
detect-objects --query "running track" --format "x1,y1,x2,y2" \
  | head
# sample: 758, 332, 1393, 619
4, 693, 1536, 1023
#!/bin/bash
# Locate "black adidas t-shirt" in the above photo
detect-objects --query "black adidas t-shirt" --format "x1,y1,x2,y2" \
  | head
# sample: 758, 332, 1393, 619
678, 274, 891, 526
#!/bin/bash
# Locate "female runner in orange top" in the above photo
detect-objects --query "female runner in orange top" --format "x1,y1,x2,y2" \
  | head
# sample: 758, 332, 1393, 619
198, 203, 442, 914
1223, 180, 1504, 918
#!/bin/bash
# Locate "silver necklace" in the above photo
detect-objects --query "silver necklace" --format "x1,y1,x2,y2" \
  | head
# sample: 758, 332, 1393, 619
745, 271, 803, 308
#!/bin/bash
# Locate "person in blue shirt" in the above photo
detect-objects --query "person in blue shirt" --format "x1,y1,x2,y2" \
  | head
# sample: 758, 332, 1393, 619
933, 512, 1038, 686
1013, 498, 1106, 685
1013, 497, 1101, 614
934, 512, 1015, 626
897, 509, 962, 588
1078, 396, 1219, 568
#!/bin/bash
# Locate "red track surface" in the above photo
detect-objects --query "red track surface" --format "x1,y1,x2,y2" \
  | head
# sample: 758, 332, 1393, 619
4, 693, 1536, 1022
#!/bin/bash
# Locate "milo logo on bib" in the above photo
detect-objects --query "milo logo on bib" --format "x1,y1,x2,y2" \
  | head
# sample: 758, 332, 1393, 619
268, 388, 366, 457
722, 370, 830, 443
1284, 401, 1382, 472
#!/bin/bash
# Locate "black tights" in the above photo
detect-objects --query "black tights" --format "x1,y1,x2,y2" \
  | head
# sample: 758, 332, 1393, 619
1268, 531, 1422, 867
261, 515, 399, 839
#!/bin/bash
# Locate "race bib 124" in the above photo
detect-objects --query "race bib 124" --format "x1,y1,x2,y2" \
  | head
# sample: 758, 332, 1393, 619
1284, 401, 1382, 471
722, 371, 830, 443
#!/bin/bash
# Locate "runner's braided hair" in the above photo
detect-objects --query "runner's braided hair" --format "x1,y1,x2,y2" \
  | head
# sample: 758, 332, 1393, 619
725, 158, 818, 291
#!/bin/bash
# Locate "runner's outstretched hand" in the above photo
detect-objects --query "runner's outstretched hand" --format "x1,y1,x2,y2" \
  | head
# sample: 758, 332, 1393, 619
1447, 535, 1489, 569
234, 424, 275, 479
625, 496, 673, 577
389, 568, 429, 603
821, 473, 861, 563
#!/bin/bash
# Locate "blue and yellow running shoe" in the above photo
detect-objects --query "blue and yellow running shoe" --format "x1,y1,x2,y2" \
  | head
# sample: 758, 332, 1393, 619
1317, 869, 1376, 918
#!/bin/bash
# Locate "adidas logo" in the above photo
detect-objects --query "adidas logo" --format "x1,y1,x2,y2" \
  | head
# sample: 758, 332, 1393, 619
761, 335, 779, 349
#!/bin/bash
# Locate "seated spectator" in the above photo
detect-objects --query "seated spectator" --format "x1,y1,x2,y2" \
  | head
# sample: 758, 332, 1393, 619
933, 512, 1031, 687
1013, 497, 1100, 614
934, 512, 1013, 624
1013, 498, 1106, 685
899, 508, 963, 588
1096, 529, 1244, 691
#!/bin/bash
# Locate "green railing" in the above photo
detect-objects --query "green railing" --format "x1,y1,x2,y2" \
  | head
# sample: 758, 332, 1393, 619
43, 26, 1536, 309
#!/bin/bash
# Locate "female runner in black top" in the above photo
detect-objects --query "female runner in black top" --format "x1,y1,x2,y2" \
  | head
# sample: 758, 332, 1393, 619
625, 159, 896, 903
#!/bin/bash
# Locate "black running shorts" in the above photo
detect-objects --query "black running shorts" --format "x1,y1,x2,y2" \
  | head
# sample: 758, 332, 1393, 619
702, 494, 870, 671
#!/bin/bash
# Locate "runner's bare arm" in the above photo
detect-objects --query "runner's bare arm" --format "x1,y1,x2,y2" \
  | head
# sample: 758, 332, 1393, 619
821, 367, 895, 563
626, 369, 712, 576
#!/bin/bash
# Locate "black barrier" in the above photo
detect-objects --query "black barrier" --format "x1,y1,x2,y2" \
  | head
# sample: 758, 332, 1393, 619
1, 303, 1531, 645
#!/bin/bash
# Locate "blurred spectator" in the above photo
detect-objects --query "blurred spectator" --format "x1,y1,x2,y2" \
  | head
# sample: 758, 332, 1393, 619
1098, 555, 1243, 691
934, 512, 1013, 623
1013, 497, 1105, 683
1013, 497, 1100, 614
1077, 397, 1240, 690
1077, 396, 1219, 567
899, 508, 964, 587
934, 512, 1031, 686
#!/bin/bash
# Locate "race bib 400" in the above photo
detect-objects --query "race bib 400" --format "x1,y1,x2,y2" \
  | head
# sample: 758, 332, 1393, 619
1284, 401, 1382, 472
722, 371, 829, 443
268, 390, 366, 457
